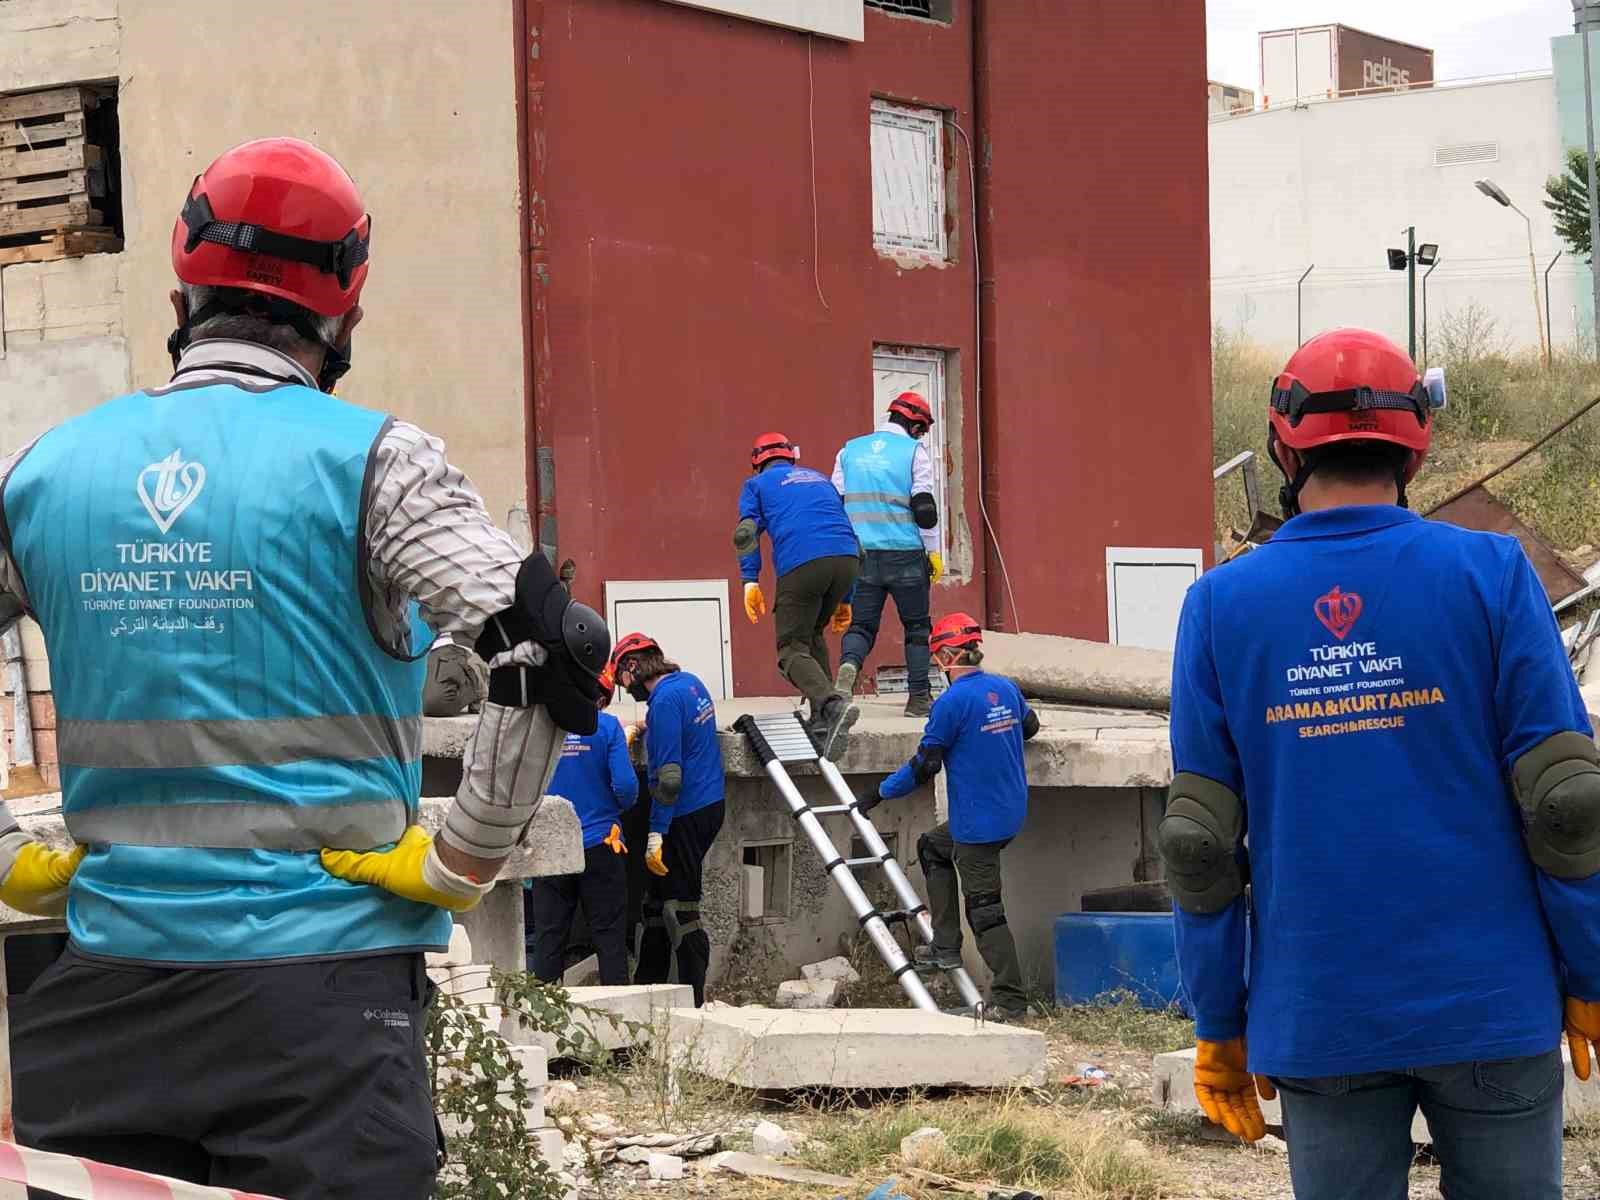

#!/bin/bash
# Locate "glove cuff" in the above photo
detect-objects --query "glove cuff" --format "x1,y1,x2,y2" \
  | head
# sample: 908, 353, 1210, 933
422, 843, 495, 906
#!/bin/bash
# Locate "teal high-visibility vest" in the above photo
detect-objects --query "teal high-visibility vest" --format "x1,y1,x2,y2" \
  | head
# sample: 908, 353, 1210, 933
837, 432, 922, 551
1, 378, 451, 963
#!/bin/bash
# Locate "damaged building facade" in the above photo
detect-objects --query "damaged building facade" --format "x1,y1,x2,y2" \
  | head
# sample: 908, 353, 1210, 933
0, 0, 1210, 997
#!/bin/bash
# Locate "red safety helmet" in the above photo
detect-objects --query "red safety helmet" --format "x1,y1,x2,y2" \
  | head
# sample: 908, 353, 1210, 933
751, 432, 798, 471
611, 632, 660, 673
930, 612, 983, 656
172, 138, 371, 317
596, 663, 616, 708
888, 391, 934, 430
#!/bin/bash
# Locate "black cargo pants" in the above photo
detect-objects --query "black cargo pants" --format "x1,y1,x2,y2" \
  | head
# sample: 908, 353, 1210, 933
635, 800, 725, 1006
13, 946, 441, 1200
918, 822, 1027, 1011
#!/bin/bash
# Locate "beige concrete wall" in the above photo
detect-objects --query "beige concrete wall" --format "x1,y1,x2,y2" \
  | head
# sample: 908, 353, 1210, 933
0, 0, 119, 93
113, 0, 527, 527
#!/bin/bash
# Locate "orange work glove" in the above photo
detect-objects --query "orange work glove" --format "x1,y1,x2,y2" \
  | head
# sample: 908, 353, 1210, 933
829, 603, 852, 634
1567, 998, 1600, 1080
603, 823, 627, 855
1193, 1037, 1270, 1143
645, 832, 669, 877
743, 582, 767, 624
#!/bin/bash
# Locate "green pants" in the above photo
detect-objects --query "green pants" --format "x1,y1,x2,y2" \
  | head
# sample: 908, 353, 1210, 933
774, 554, 859, 715
918, 822, 1026, 1011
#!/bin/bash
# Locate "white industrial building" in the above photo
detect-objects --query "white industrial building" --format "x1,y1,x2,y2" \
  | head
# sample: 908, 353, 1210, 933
1210, 73, 1585, 358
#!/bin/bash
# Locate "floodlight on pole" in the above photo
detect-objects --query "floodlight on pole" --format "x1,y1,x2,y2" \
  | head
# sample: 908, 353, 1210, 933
1475, 178, 1550, 367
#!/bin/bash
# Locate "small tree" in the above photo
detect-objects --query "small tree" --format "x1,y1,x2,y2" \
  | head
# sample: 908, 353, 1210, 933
1546, 149, 1596, 262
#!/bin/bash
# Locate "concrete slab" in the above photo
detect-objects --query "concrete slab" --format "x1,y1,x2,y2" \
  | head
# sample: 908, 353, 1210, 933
417, 794, 583, 879
1154, 1044, 1600, 1140
669, 1006, 1047, 1089
983, 631, 1171, 710
504, 983, 693, 1056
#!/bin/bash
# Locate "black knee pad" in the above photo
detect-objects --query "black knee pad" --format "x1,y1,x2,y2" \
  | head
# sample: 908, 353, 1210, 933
917, 832, 951, 879
965, 890, 1007, 934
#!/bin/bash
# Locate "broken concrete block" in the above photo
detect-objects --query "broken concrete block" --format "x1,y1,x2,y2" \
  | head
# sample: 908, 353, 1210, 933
427, 923, 474, 969
982, 631, 1172, 710
534, 1126, 566, 1172
669, 1006, 1048, 1089
800, 956, 860, 985
503, 983, 692, 1056
751, 1120, 795, 1158
418, 794, 583, 878
545, 1080, 580, 1112
775, 978, 842, 1009
899, 1126, 947, 1167
562, 953, 599, 987
647, 1152, 685, 1180
616, 1146, 651, 1165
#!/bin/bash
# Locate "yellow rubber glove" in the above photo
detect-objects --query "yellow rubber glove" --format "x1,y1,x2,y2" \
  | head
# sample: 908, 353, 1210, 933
320, 826, 491, 913
0, 841, 85, 917
645, 831, 669, 877
1193, 1037, 1269, 1143
927, 551, 945, 584
829, 603, 852, 634
603, 823, 627, 855
743, 582, 767, 624
1568, 998, 1600, 1080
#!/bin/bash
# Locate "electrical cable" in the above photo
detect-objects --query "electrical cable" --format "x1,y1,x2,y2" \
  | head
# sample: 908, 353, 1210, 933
807, 36, 830, 312
950, 119, 1020, 634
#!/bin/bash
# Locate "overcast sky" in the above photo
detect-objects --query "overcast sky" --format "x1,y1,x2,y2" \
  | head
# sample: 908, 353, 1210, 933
1207, 0, 1575, 90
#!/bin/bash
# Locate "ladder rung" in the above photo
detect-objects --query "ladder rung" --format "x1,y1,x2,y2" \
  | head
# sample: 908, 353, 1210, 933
808, 803, 854, 816
844, 856, 883, 868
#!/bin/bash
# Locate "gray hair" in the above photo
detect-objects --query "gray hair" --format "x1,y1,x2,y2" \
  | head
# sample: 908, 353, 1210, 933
181, 283, 342, 358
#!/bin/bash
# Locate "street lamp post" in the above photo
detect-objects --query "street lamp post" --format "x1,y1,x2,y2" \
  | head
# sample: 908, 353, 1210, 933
1387, 235, 1436, 361
1476, 178, 1551, 367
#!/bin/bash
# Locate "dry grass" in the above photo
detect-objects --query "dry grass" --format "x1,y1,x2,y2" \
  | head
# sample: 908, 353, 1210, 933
1036, 992, 1196, 1056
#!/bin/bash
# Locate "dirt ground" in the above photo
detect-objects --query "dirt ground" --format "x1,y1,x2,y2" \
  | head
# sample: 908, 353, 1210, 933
536, 999, 1600, 1200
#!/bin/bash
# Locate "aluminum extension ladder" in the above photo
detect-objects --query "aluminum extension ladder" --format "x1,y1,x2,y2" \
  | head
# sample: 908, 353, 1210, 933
733, 710, 983, 1014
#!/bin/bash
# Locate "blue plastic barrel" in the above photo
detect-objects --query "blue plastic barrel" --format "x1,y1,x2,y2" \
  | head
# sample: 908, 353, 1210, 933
1053, 912, 1189, 1012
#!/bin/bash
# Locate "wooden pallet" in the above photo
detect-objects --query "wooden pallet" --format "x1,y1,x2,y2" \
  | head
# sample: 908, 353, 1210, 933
0, 85, 108, 242
0, 228, 121, 268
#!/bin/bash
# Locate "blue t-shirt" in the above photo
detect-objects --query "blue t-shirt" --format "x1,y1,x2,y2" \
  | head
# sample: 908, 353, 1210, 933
738, 462, 860, 582
548, 712, 639, 849
645, 671, 726, 834
881, 670, 1032, 843
1171, 505, 1598, 1078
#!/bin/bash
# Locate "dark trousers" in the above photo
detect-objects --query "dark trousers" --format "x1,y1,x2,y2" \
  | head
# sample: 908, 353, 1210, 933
636, 800, 725, 1006
527, 842, 629, 985
774, 554, 858, 715
14, 946, 440, 1200
918, 822, 1026, 1011
1274, 1051, 1563, 1199
841, 548, 932, 695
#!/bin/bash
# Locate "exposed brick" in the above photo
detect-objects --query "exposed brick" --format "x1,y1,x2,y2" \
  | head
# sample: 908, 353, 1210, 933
39, 764, 59, 790
27, 692, 54, 731
32, 728, 56, 765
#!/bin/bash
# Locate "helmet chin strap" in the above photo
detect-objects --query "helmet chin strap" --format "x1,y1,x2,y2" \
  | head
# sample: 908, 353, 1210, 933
1270, 429, 1410, 519
168, 296, 352, 394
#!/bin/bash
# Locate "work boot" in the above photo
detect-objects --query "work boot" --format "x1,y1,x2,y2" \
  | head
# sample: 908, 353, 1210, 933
834, 660, 859, 699
904, 692, 932, 719
808, 695, 859, 761
914, 944, 963, 972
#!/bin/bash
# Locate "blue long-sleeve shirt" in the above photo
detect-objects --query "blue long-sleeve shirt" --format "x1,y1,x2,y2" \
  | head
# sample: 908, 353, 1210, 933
881, 670, 1033, 843
737, 462, 860, 582
1170, 505, 1599, 1078
645, 671, 725, 835
547, 712, 639, 849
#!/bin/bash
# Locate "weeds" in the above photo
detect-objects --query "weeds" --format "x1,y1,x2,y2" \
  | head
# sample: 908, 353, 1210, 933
1037, 992, 1195, 1055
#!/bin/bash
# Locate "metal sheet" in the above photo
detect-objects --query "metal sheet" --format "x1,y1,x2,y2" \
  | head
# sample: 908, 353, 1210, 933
1427, 485, 1586, 604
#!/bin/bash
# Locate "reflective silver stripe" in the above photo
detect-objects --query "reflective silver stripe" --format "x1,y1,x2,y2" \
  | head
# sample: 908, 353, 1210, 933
65, 799, 408, 851
846, 513, 918, 526
58, 714, 422, 770
842, 491, 910, 507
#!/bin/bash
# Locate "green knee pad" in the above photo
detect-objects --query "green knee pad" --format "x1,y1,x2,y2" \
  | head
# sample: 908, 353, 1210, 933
1512, 731, 1600, 880
1158, 772, 1244, 914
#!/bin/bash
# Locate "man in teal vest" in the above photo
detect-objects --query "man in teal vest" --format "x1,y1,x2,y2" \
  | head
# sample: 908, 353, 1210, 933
831, 391, 944, 716
0, 138, 606, 1200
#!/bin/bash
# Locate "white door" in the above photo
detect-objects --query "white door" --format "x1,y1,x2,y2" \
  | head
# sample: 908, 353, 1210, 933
871, 346, 947, 557
605, 580, 734, 703
1105, 548, 1204, 652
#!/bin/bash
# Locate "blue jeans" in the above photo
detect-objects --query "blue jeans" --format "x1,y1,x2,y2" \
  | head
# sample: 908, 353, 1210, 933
1274, 1050, 1563, 1200
840, 549, 932, 693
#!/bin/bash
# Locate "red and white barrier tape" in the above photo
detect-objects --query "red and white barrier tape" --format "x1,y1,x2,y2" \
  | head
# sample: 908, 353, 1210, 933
0, 1143, 281, 1199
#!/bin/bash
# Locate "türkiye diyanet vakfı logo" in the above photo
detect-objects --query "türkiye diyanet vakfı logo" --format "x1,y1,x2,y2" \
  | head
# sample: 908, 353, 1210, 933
77, 450, 255, 638
1262, 585, 1446, 739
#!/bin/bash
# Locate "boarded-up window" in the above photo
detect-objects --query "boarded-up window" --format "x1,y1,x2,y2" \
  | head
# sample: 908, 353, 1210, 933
872, 346, 949, 558
870, 99, 947, 258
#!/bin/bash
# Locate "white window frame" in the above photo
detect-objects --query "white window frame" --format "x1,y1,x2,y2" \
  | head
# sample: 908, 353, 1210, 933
870, 99, 948, 259
1104, 547, 1205, 651
603, 579, 735, 700
871, 346, 949, 559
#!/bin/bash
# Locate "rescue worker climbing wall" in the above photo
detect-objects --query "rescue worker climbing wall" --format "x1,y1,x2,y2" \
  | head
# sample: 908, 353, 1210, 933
0, 138, 607, 1200
858, 614, 1039, 1020
525, 666, 638, 985
612, 633, 725, 1005
832, 391, 943, 716
734, 431, 861, 757
1163, 328, 1599, 1198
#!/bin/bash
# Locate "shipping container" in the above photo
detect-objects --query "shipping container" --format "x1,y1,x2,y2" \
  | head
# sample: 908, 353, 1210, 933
1260, 24, 1433, 109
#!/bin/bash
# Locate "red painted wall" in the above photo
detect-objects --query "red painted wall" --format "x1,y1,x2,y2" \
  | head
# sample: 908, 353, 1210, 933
975, 0, 1214, 639
529, 0, 1212, 692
